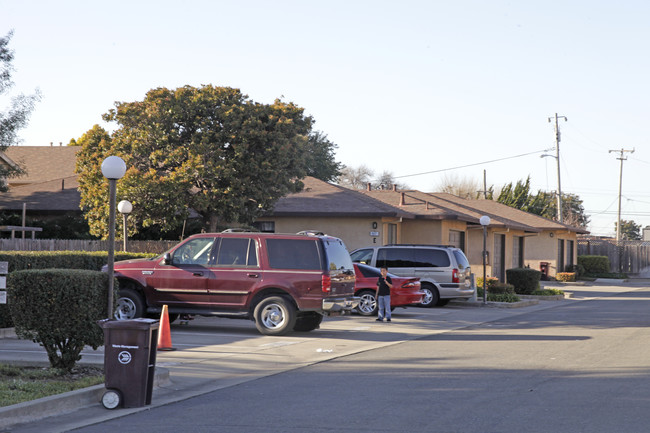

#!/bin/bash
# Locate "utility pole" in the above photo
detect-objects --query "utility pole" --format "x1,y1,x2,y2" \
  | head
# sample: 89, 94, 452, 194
547, 113, 567, 223
609, 148, 635, 242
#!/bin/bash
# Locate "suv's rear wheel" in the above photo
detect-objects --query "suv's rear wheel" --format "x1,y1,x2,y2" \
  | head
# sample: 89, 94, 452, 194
420, 283, 439, 308
293, 312, 323, 332
254, 296, 297, 336
115, 288, 145, 320
357, 290, 378, 316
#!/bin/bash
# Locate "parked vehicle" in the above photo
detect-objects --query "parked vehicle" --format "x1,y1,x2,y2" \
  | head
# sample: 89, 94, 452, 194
110, 231, 358, 336
350, 244, 472, 307
353, 263, 424, 316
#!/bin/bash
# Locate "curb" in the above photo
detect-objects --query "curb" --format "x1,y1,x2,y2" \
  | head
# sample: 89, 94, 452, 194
0, 367, 169, 430
450, 299, 539, 308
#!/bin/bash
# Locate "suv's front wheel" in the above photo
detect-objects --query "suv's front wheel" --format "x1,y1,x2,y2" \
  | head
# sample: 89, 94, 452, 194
115, 288, 146, 320
254, 296, 297, 336
419, 283, 440, 308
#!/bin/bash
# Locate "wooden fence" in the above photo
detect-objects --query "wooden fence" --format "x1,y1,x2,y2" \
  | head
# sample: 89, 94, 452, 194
0, 238, 177, 254
578, 238, 650, 275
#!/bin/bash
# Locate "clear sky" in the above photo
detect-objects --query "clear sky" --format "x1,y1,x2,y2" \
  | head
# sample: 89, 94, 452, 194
2, 0, 649, 237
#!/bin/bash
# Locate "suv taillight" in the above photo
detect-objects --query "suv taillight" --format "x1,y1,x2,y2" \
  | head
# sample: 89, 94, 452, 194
452, 269, 459, 283
322, 275, 331, 293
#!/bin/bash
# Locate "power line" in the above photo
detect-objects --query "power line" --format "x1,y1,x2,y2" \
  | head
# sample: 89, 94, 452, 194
394, 149, 550, 179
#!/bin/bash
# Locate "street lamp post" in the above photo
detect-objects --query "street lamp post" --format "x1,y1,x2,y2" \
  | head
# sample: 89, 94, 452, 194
480, 215, 491, 304
101, 156, 127, 319
117, 200, 133, 252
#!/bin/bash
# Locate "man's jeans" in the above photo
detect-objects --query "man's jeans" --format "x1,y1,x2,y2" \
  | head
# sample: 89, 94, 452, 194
377, 295, 391, 320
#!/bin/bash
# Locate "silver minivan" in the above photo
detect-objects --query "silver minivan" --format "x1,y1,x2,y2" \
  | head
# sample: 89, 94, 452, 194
350, 244, 472, 307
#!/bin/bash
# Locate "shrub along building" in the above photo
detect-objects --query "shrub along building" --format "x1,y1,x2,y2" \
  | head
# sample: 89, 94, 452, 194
259, 177, 589, 282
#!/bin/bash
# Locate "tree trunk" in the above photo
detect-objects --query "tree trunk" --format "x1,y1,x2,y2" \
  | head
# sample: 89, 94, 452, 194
209, 215, 218, 233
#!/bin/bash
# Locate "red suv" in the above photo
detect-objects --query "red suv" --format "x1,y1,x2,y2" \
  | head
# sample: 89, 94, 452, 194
111, 232, 358, 335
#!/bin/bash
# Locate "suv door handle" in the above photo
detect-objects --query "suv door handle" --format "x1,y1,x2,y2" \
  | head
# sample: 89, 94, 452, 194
193, 272, 204, 277
247, 273, 259, 278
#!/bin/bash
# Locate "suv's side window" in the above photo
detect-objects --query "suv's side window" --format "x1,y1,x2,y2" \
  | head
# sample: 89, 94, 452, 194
172, 237, 216, 265
216, 237, 258, 267
266, 239, 322, 270
377, 248, 414, 268
414, 248, 450, 268
350, 248, 373, 265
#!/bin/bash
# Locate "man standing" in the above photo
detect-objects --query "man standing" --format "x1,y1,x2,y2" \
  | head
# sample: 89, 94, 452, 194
376, 266, 393, 322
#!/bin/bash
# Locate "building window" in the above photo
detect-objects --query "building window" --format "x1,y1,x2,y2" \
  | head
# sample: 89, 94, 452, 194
252, 221, 275, 233
448, 230, 466, 251
512, 236, 524, 268
387, 223, 397, 244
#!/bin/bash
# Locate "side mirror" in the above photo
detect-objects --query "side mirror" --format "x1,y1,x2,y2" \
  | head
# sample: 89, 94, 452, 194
163, 253, 172, 265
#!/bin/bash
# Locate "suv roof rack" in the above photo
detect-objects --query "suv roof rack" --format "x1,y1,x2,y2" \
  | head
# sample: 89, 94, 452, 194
385, 244, 456, 248
221, 228, 258, 233
297, 230, 326, 236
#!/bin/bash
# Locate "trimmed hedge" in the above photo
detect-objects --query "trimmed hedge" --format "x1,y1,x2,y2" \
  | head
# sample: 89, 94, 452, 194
0, 251, 156, 272
7, 269, 112, 371
506, 267, 542, 295
0, 251, 154, 329
577, 255, 610, 274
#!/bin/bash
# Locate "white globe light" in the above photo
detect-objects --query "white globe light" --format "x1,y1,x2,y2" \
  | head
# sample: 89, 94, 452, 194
101, 156, 127, 180
479, 215, 491, 226
117, 200, 133, 214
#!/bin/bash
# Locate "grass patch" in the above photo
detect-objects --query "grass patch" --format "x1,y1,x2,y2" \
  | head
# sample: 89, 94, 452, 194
0, 363, 104, 407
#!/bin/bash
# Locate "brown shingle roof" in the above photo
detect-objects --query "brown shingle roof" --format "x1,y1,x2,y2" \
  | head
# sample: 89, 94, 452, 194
270, 177, 412, 218
0, 146, 81, 212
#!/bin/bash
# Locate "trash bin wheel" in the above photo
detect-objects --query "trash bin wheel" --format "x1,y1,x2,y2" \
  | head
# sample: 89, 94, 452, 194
102, 389, 122, 409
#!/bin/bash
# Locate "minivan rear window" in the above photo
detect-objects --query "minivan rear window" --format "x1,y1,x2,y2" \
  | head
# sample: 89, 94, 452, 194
266, 239, 322, 270
377, 247, 450, 268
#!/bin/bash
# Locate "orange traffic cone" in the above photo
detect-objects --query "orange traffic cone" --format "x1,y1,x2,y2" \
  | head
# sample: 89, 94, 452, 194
157, 304, 176, 351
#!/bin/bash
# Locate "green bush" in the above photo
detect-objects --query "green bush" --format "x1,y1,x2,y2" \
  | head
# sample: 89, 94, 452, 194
488, 282, 516, 295
476, 287, 520, 303
0, 251, 154, 329
531, 288, 565, 296
506, 267, 541, 295
565, 263, 585, 277
7, 269, 114, 371
0, 251, 155, 272
577, 255, 610, 274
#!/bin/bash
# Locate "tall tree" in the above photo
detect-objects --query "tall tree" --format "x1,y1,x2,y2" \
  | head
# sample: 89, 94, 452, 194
617, 219, 641, 240
338, 165, 374, 189
436, 173, 484, 198
76, 85, 341, 238
0, 31, 40, 190
496, 176, 589, 227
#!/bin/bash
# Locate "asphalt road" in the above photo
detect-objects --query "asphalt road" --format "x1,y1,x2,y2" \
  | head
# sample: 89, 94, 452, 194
63, 285, 650, 433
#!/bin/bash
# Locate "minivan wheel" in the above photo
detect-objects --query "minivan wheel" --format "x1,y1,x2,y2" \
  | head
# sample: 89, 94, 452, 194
420, 284, 439, 308
357, 290, 378, 316
254, 296, 297, 336
115, 288, 146, 320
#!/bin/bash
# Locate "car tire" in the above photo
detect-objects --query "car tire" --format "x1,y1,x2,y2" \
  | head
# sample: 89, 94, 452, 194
254, 296, 297, 336
293, 312, 323, 332
115, 288, 146, 320
419, 283, 440, 308
357, 290, 378, 316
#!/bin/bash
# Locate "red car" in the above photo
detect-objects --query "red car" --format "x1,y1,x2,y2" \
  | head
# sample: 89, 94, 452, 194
353, 263, 424, 316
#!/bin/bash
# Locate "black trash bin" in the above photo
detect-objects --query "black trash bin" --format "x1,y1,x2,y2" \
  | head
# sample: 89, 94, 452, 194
98, 318, 159, 409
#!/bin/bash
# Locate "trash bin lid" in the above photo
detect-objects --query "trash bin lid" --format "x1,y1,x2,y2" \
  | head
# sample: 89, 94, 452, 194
98, 318, 159, 330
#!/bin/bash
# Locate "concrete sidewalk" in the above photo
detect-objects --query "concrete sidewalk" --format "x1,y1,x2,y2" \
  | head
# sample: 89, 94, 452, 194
1, 281, 645, 432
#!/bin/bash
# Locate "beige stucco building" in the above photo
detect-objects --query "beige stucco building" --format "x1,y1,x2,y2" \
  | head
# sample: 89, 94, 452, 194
260, 177, 588, 282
